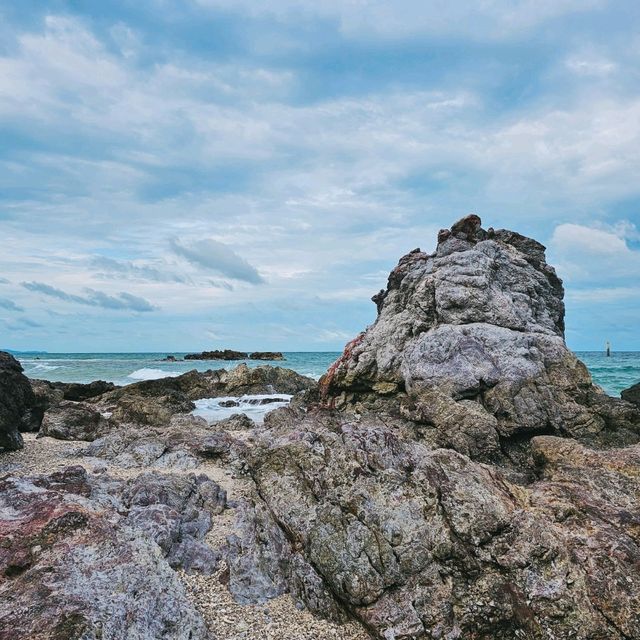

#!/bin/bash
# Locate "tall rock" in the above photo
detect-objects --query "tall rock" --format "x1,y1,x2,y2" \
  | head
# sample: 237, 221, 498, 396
0, 352, 43, 452
321, 215, 639, 459
231, 217, 640, 639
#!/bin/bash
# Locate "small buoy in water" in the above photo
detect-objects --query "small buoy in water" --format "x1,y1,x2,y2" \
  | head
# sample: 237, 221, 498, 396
606, 341, 611, 357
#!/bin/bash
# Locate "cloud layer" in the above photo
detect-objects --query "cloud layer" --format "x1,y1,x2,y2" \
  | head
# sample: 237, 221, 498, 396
22, 282, 156, 312
0, 1, 639, 350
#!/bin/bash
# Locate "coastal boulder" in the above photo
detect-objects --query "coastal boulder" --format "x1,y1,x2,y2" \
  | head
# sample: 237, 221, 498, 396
39, 400, 109, 441
185, 349, 248, 360
0, 466, 211, 639
93, 365, 316, 428
0, 352, 43, 451
622, 381, 640, 408
321, 215, 640, 456
240, 411, 640, 639
249, 352, 285, 360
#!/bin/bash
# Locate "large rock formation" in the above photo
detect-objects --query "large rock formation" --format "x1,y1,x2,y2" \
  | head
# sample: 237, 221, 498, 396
321, 215, 639, 459
240, 408, 640, 639
0, 352, 43, 451
225, 216, 640, 639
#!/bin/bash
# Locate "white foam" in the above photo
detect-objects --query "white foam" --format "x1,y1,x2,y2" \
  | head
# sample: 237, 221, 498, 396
192, 394, 293, 423
30, 363, 62, 371
127, 367, 182, 381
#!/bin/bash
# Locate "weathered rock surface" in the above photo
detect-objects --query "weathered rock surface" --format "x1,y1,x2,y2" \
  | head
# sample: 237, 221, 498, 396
621, 381, 640, 407
0, 465, 222, 639
236, 411, 640, 639
321, 215, 640, 458
39, 400, 110, 441
79, 414, 249, 471
0, 352, 43, 451
221, 217, 640, 639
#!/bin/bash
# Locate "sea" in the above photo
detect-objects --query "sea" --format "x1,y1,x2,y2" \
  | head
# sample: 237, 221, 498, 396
9, 350, 640, 398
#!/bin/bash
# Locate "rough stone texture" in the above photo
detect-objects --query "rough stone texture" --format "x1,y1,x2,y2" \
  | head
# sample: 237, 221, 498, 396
0, 465, 216, 639
238, 411, 640, 639
79, 415, 249, 472
222, 218, 640, 639
120, 471, 226, 573
0, 352, 43, 451
320, 215, 640, 459
39, 400, 110, 441
29, 379, 65, 411
621, 381, 640, 407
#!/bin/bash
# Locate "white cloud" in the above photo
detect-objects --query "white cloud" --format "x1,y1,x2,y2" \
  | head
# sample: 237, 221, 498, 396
1, 7, 639, 349
566, 54, 617, 76
549, 222, 640, 286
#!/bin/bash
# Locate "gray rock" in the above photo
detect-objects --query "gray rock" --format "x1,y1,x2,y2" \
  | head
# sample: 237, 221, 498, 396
0, 352, 43, 451
224, 217, 640, 639
39, 400, 110, 441
0, 466, 210, 639
244, 412, 640, 639
31, 378, 118, 402
621, 381, 640, 407
321, 215, 640, 457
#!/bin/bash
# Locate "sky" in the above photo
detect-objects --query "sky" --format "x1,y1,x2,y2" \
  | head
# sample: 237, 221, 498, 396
1, 0, 639, 352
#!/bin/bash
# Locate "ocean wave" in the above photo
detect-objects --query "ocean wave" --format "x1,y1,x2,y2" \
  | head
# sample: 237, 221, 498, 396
127, 368, 182, 381
192, 394, 292, 423
29, 363, 63, 371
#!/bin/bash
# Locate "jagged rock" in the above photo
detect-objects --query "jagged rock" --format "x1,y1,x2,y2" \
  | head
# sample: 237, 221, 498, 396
39, 400, 110, 441
29, 379, 65, 411
56, 379, 117, 401
79, 414, 249, 471
321, 215, 640, 457
216, 413, 256, 431
621, 381, 640, 407
30, 379, 118, 409
185, 349, 248, 360
120, 471, 226, 573
249, 352, 285, 361
0, 352, 43, 451
0, 466, 214, 639
241, 410, 640, 639
223, 217, 640, 639
109, 391, 195, 427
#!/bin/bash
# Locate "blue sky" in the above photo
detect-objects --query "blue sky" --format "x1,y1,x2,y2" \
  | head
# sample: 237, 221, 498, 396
1, 0, 639, 352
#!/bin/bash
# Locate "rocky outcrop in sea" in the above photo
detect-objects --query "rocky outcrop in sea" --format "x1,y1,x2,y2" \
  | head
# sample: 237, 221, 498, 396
1, 216, 639, 639
184, 350, 285, 361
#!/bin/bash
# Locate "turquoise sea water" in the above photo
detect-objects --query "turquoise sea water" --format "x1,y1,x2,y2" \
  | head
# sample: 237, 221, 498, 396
10, 350, 640, 397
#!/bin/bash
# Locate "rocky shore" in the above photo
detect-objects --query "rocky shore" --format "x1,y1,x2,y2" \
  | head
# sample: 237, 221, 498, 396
1, 215, 640, 639
184, 350, 285, 361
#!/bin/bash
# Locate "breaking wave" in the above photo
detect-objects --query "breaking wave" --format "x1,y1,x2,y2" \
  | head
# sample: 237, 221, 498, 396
127, 368, 182, 381
192, 394, 293, 423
